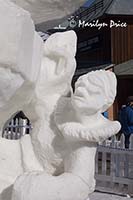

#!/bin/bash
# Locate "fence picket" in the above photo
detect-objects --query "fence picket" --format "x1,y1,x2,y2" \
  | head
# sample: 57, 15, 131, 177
129, 134, 133, 149
102, 152, 106, 175
124, 154, 129, 178
120, 134, 125, 149
111, 151, 115, 189
95, 151, 98, 174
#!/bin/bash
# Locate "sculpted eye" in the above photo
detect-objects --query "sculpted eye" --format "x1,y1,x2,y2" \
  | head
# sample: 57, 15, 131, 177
2, 111, 32, 140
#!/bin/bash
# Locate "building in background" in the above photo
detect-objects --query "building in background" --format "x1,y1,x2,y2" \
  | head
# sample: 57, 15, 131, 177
114, 60, 133, 111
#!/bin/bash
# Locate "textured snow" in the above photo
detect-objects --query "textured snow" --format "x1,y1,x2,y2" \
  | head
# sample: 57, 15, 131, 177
0, 0, 34, 80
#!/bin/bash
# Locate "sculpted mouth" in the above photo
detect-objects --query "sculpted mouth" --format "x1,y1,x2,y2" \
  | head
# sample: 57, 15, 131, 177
74, 88, 84, 97
73, 94, 85, 102
74, 95, 84, 101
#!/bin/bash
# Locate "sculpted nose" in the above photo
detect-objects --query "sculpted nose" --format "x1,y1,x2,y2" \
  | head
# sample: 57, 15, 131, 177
75, 76, 88, 89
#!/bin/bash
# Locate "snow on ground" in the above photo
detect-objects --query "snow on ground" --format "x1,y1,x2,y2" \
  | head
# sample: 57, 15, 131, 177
89, 192, 132, 200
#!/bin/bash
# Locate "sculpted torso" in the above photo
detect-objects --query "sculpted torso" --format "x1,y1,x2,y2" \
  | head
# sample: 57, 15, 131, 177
0, 1, 121, 200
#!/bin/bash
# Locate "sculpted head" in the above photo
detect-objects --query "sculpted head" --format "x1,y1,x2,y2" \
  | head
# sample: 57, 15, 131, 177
71, 70, 117, 115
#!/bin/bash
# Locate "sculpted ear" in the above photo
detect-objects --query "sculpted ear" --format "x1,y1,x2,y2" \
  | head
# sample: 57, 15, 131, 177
100, 71, 117, 112
43, 31, 77, 57
39, 31, 77, 91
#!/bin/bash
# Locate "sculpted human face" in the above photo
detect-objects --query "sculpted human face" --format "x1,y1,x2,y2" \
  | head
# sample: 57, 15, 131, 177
72, 76, 103, 115
72, 70, 117, 116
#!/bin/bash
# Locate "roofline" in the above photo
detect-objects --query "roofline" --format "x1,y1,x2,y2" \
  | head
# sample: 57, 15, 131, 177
104, 0, 114, 14
74, 63, 114, 77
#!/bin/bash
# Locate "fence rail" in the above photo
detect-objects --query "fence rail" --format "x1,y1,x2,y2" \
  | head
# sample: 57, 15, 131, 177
95, 135, 133, 196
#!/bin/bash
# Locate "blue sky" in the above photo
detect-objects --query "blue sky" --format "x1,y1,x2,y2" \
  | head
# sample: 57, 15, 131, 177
83, 0, 95, 7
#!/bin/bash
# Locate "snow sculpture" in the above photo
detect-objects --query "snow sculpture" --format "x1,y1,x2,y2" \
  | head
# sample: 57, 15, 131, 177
11, 69, 121, 200
0, 1, 121, 200
0, 0, 43, 194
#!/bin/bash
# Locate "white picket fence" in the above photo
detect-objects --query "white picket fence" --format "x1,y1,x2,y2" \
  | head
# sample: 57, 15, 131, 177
95, 134, 133, 196
2, 118, 31, 139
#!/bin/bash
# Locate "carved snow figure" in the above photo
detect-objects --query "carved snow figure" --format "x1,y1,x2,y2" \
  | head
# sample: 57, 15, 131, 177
11, 69, 121, 200
0, 1, 121, 200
